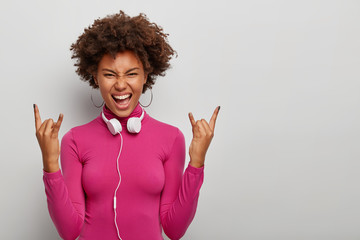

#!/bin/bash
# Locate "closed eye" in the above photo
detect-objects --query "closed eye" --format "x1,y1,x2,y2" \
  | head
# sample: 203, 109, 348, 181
127, 73, 138, 76
104, 73, 115, 77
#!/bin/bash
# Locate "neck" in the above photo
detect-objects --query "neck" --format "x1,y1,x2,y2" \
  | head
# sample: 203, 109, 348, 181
102, 103, 144, 126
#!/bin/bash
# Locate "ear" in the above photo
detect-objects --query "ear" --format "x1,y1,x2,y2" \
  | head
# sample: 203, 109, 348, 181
144, 73, 148, 84
92, 75, 98, 85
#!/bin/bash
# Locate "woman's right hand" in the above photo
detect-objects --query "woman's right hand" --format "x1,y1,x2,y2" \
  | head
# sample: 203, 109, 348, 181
34, 104, 64, 173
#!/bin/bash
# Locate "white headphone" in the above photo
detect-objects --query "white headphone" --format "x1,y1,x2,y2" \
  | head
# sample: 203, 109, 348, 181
101, 107, 145, 134
101, 107, 145, 240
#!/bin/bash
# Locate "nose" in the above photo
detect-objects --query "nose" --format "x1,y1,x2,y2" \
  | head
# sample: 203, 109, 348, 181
114, 75, 127, 90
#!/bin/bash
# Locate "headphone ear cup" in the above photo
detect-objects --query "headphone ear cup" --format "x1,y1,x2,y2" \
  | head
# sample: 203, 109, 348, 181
107, 118, 122, 135
127, 117, 141, 133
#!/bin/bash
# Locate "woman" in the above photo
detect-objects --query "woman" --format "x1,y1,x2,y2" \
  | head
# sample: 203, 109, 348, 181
34, 11, 219, 240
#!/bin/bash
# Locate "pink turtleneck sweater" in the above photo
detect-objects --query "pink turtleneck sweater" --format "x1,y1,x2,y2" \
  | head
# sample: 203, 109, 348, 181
43, 104, 204, 240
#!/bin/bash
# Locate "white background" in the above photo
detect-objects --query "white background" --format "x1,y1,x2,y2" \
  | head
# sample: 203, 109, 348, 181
1, 0, 359, 239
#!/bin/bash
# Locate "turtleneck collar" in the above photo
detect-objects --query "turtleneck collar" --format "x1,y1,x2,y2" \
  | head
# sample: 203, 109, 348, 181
102, 103, 146, 127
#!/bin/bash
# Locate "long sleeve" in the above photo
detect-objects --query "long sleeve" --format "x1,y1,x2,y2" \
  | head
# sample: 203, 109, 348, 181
42, 105, 204, 239
160, 129, 204, 240
43, 129, 85, 240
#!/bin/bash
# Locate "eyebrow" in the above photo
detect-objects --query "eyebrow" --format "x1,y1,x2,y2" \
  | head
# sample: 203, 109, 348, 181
101, 68, 140, 74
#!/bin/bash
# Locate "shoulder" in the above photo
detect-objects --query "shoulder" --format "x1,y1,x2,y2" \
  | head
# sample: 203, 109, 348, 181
144, 115, 185, 161
145, 114, 184, 138
61, 116, 104, 144
144, 114, 185, 150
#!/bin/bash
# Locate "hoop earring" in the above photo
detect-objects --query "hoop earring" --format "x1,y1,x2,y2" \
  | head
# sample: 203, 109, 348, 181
91, 92, 104, 108
139, 88, 153, 108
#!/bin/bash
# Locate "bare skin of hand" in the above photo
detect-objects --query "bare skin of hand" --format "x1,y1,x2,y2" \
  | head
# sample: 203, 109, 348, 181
188, 106, 220, 168
34, 104, 64, 173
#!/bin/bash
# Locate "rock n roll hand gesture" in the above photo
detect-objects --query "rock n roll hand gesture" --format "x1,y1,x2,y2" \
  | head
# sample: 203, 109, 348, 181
188, 106, 220, 168
34, 103, 218, 170
34, 104, 64, 173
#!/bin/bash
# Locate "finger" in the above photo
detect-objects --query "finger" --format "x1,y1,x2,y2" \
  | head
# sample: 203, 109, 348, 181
195, 119, 207, 135
34, 104, 42, 131
52, 113, 64, 136
209, 106, 220, 130
201, 119, 213, 134
38, 119, 49, 135
44, 118, 54, 135
188, 112, 196, 127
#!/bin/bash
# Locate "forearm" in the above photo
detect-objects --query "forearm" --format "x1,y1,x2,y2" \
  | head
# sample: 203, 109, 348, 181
43, 170, 84, 240
161, 164, 204, 239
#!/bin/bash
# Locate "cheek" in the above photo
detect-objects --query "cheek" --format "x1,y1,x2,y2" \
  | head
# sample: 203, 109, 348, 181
98, 83, 111, 97
138, 81, 146, 93
131, 79, 146, 92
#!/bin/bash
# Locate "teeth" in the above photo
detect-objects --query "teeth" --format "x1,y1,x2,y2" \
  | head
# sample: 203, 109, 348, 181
113, 94, 130, 100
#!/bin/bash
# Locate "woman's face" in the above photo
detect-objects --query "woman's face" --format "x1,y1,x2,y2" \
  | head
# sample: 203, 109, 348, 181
95, 51, 147, 118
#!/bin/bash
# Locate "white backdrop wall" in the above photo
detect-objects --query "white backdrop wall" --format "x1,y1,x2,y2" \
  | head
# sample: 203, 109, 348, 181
1, 0, 359, 239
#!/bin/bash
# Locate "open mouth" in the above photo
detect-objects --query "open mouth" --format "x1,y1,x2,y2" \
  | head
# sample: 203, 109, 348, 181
112, 93, 132, 106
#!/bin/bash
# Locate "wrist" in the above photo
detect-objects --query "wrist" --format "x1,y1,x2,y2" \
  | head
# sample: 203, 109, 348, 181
189, 162, 204, 168
189, 158, 205, 168
43, 161, 60, 173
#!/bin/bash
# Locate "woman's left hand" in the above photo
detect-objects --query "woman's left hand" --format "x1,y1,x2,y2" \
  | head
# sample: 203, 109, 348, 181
188, 106, 220, 168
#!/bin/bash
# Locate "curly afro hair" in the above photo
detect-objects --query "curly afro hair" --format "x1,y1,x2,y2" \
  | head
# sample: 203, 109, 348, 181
70, 11, 176, 92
